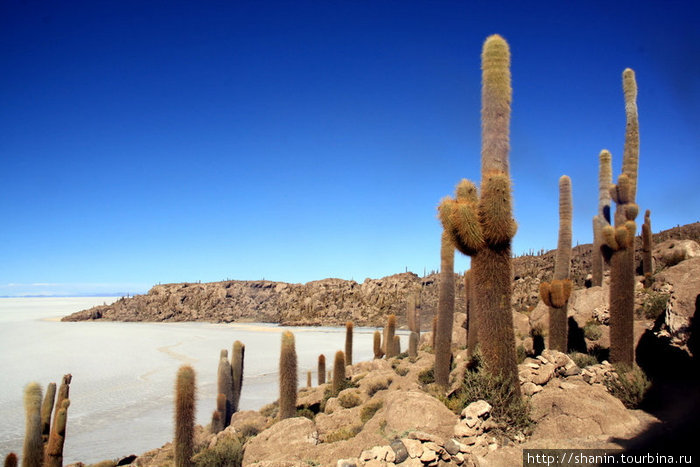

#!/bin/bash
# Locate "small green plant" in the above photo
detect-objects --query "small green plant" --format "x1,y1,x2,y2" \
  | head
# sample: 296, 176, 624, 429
394, 366, 409, 377
583, 320, 603, 341
604, 365, 650, 409
237, 423, 260, 438
638, 291, 669, 320
337, 391, 361, 409
443, 355, 533, 439
296, 407, 315, 419
568, 352, 597, 368
324, 426, 361, 443
360, 401, 383, 423
192, 434, 245, 467
365, 378, 391, 397
418, 368, 435, 385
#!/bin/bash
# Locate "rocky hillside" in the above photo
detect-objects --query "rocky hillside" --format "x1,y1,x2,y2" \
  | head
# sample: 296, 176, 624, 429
62, 222, 700, 327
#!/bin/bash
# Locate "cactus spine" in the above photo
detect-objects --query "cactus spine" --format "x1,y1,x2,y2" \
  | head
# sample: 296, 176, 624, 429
384, 315, 396, 358
217, 351, 234, 427
332, 351, 346, 396
435, 230, 455, 387
438, 35, 519, 389
373, 331, 383, 359
345, 321, 353, 366
174, 365, 196, 467
464, 270, 478, 356
601, 69, 640, 366
22, 383, 43, 467
44, 399, 69, 467
40, 382, 56, 446
231, 341, 245, 415
592, 150, 612, 286
278, 331, 297, 420
642, 209, 653, 282
539, 176, 573, 351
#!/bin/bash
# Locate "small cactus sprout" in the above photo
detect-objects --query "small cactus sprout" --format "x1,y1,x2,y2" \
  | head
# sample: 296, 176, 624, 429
540, 175, 573, 352
210, 410, 223, 435
393, 335, 401, 355
217, 351, 234, 427
437, 35, 520, 392
332, 351, 346, 396
174, 365, 196, 467
40, 382, 56, 446
345, 321, 353, 366
22, 383, 43, 467
373, 330, 383, 359
385, 315, 396, 358
318, 354, 326, 385
278, 331, 298, 420
52, 374, 71, 434
592, 150, 612, 286
408, 331, 419, 358
4, 453, 18, 467
435, 230, 456, 387
601, 69, 641, 366
44, 399, 69, 467
231, 341, 245, 414
306, 371, 312, 388
210, 393, 226, 434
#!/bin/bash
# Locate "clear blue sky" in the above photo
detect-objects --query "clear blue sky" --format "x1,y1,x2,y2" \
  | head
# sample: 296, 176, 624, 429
1, 1, 698, 296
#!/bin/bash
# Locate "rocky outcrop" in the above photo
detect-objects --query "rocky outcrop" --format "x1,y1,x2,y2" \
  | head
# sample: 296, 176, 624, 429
656, 256, 700, 342
63, 222, 700, 328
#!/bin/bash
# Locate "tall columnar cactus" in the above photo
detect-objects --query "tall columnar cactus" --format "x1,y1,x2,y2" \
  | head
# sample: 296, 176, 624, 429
539, 175, 573, 351
464, 270, 478, 356
22, 383, 43, 467
44, 399, 69, 467
231, 341, 245, 415
332, 351, 346, 396
592, 150, 613, 287
431, 315, 437, 349
278, 331, 297, 420
384, 315, 396, 358
601, 69, 640, 366
306, 371, 312, 388
345, 321, 353, 366
4, 453, 18, 467
393, 335, 401, 355
40, 382, 56, 446
174, 365, 196, 467
642, 209, 653, 281
408, 332, 419, 358
217, 351, 234, 427
407, 294, 419, 335
438, 35, 519, 389
434, 231, 456, 387
373, 331, 383, 359
318, 354, 326, 385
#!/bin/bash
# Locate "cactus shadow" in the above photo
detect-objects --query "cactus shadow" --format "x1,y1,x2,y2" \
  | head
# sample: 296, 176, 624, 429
606, 294, 700, 458
566, 317, 587, 353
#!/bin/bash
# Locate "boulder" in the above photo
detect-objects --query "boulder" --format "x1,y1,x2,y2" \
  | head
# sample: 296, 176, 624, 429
654, 239, 700, 269
229, 410, 268, 435
656, 257, 700, 342
383, 390, 458, 440
242, 417, 318, 464
530, 380, 643, 440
